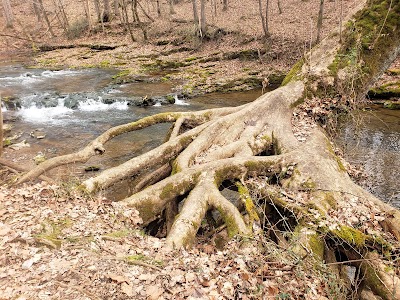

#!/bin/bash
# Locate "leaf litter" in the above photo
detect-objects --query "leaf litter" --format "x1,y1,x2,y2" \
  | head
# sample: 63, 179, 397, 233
1, 179, 350, 299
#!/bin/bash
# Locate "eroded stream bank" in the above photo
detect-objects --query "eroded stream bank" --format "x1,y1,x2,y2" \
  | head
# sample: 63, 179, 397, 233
1, 65, 399, 208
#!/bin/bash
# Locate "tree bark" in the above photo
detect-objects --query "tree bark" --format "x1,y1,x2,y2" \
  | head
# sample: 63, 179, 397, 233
38, 0, 56, 37
2, 0, 13, 28
316, 0, 325, 44
16, 1, 400, 298
258, 0, 270, 39
200, 0, 206, 38
0, 97, 3, 157
192, 0, 200, 36
222, 0, 228, 11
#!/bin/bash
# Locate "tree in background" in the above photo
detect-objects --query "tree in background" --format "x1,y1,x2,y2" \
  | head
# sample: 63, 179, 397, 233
316, 0, 325, 44
258, 0, 270, 39
2, 0, 14, 27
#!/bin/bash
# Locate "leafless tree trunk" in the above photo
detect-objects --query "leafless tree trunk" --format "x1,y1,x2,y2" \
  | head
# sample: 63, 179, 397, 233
0, 97, 3, 158
277, 0, 282, 14
2, 0, 14, 28
192, 0, 200, 36
33, 0, 42, 22
83, 0, 92, 31
51, 0, 69, 33
133, 0, 147, 40
316, 0, 325, 44
339, 0, 343, 43
104, 0, 111, 21
114, 0, 121, 18
200, 0, 206, 38
169, 0, 175, 14
121, 0, 136, 42
258, 0, 270, 39
94, 0, 102, 22
222, 0, 227, 11
38, 0, 56, 37
156, 0, 161, 16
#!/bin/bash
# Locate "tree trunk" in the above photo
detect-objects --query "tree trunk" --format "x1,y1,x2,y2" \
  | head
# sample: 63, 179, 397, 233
192, 0, 200, 36
200, 0, 206, 38
103, 0, 111, 21
120, 0, 135, 42
2, 0, 13, 28
316, 0, 325, 44
37, 0, 56, 37
15, 1, 400, 298
0, 97, 3, 157
277, 0, 282, 14
169, 0, 175, 14
94, 0, 102, 22
33, 0, 42, 22
258, 0, 270, 39
156, 0, 161, 17
222, 0, 227, 11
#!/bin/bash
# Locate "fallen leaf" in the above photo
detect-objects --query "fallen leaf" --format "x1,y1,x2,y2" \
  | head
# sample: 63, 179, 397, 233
107, 273, 130, 284
121, 282, 133, 296
146, 285, 164, 300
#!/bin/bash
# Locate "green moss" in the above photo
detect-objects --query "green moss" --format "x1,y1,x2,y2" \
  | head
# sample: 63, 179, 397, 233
185, 56, 198, 62
368, 81, 400, 99
324, 193, 338, 209
383, 101, 400, 110
104, 229, 132, 238
332, 225, 366, 247
112, 69, 131, 80
308, 233, 325, 261
281, 58, 304, 86
236, 182, 259, 224
166, 94, 175, 103
217, 207, 240, 238
301, 178, 316, 190
34, 218, 72, 248
330, 0, 400, 94
361, 260, 390, 299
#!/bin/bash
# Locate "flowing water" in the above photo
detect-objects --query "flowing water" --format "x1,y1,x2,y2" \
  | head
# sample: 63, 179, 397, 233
1, 63, 399, 208
335, 107, 400, 208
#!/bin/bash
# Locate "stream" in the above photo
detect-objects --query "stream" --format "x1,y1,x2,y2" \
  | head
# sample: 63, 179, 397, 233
1, 64, 399, 208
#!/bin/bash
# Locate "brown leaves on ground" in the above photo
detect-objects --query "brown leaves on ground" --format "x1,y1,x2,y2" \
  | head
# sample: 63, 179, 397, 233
1, 179, 344, 299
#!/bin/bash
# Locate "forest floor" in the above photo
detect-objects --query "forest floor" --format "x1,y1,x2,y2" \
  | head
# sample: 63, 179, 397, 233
1, 0, 399, 299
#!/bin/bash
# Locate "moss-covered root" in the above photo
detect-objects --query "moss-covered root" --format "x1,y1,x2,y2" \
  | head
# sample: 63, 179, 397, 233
290, 225, 325, 262
166, 179, 250, 249
360, 252, 400, 300
166, 183, 209, 249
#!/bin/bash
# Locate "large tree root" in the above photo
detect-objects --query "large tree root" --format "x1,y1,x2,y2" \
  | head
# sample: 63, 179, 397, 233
15, 0, 400, 296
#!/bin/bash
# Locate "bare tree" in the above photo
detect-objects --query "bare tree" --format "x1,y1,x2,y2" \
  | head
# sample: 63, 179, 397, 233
169, 0, 175, 14
37, 0, 56, 37
120, 0, 135, 42
316, 0, 325, 44
51, 0, 69, 33
113, 0, 121, 18
104, 0, 111, 21
0, 97, 3, 157
94, 0, 102, 22
258, 0, 270, 39
277, 0, 282, 14
33, 0, 42, 22
200, 0, 206, 37
222, 0, 228, 11
192, 0, 200, 35
2, 0, 14, 28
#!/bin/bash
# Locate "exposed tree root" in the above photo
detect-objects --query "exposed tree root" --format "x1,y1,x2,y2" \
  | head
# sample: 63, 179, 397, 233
14, 0, 400, 297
